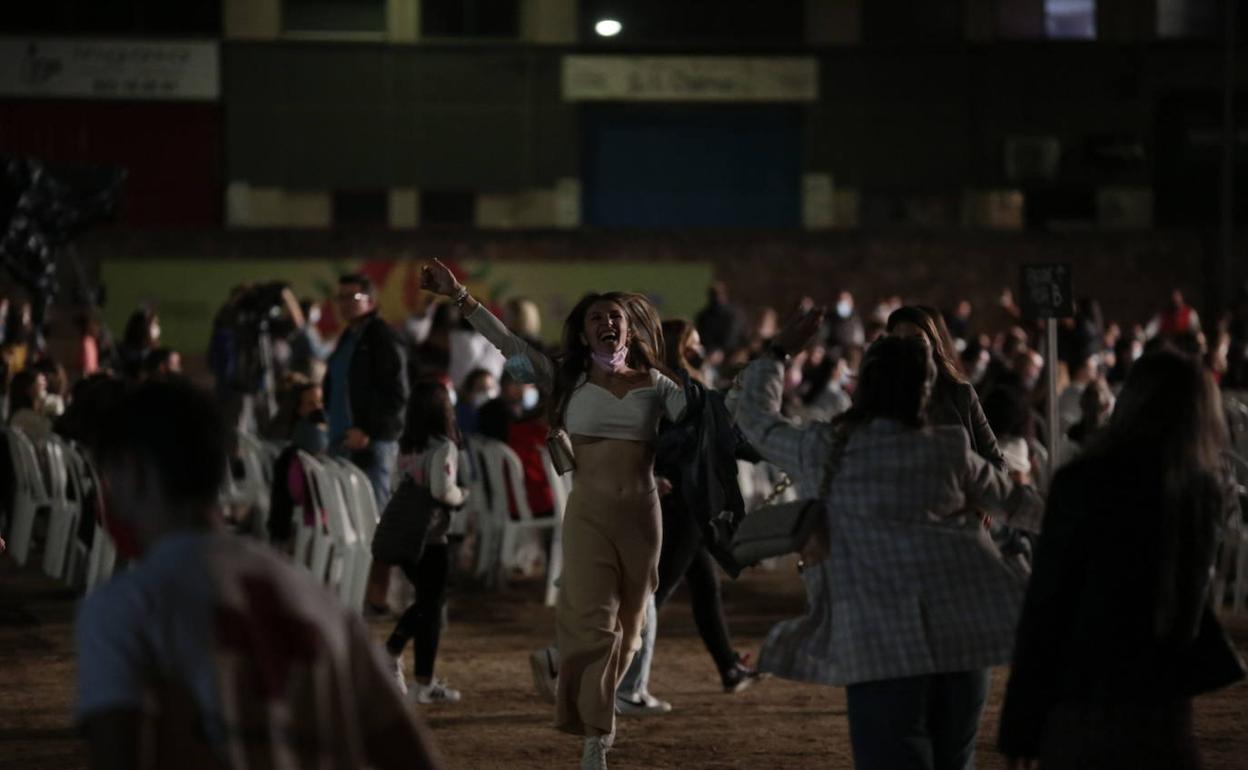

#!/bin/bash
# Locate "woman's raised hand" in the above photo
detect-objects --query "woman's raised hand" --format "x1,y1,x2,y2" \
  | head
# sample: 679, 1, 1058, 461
775, 302, 826, 354
420, 259, 460, 296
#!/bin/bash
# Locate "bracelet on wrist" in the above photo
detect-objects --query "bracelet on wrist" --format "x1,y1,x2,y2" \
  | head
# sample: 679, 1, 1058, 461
767, 342, 791, 363
451, 285, 470, 306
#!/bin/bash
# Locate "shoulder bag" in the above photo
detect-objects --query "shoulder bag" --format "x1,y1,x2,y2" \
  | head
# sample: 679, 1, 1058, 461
729, 422, 854, 569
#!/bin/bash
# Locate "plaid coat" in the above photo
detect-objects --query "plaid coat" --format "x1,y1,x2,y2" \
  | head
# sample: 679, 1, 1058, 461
736, 358, 1044, 685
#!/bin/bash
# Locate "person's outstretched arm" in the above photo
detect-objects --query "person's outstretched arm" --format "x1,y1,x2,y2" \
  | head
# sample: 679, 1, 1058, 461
421, 259, 555, 391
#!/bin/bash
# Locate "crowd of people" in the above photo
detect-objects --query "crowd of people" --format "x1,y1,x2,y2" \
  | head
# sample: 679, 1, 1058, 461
1, 267, 1246, 770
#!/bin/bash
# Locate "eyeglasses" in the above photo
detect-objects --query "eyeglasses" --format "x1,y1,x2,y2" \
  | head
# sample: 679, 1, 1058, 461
337, 292, 368, 302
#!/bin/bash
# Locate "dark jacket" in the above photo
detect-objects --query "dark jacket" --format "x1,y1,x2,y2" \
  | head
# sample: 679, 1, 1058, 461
655, 377, 761, 578
324, 312, 409, 442
929, 378, 1006, 469
997, 453, 1245, 757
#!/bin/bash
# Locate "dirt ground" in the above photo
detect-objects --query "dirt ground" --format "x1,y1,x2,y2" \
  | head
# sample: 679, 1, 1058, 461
3, 555, 1248, 770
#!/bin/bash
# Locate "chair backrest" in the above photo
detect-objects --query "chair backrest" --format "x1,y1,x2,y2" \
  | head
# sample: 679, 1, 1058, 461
334, 459, 379, 541
8, 428, 51, 504
303, 453, 358, 545
475, 438, 534, 521
44, 435, 83, 510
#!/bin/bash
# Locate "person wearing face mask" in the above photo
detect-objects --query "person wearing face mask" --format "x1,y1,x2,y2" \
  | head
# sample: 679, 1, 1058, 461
422, 260, 686, 770
268, 382, 330, 549
477, 372, 555, 523
456, 368, 498, 436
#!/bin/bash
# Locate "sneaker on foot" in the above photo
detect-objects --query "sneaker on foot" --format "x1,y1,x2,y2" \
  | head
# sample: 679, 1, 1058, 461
580, 734, 613, 770
529, 647, 558, 704
410, 678, 461, 704
616, 690, 672, 716
389, 654, 408, 695
721, 652, 761, 694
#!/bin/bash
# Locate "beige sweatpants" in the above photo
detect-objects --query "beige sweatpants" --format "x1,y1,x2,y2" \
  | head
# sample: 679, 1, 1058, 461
554, 485, 661, 737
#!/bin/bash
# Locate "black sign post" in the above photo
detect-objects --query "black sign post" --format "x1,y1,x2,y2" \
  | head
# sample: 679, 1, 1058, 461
1020, 263, 1074, 479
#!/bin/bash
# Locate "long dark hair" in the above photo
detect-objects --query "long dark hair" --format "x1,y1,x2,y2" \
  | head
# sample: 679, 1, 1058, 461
1086, 349, 1227, 642
550, 292, 667, 428
661, 319, 704, 386
847, 335, 935, 429
8, 368, 41, 415
887, 305, 967, 385
122, 308, 158, 351
400, 380, 461, 453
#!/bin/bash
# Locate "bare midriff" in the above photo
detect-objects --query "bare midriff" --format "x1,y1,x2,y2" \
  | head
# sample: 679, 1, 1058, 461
570, 435, 656, 499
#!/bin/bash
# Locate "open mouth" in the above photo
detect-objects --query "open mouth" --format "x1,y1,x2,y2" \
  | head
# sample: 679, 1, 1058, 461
599, 330, 619, 344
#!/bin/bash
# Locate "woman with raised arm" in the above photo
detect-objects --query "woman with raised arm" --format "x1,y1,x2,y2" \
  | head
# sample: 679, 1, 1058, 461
421, 260, 685, 770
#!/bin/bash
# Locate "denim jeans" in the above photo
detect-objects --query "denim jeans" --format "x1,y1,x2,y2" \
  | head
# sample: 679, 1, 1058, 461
617, 596, 657, 697
845, 669, 991, 770
342, 439, 399, 510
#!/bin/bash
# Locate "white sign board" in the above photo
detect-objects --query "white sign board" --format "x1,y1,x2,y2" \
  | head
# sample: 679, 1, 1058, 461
0, 38, 220, 101
563, 56, 818, 102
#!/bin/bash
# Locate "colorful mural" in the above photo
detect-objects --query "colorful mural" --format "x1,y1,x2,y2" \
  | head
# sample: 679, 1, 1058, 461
100, 258, 714, 351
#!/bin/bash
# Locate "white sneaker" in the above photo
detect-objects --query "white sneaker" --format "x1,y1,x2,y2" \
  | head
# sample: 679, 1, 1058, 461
410, 678, 461, 704
616, 690, 672, 716
389, 654, 408, 696
529, 647, 558, 704
580, 734, 613, 770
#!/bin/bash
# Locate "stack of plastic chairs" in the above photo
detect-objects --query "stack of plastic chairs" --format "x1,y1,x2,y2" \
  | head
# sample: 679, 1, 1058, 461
473, 437, 558, 584
4, 428, 53, 568
1215, 450, 1248, 615
327, 456, 380, 611
230, 432, 276, 539
41, 435, 87, 584
296, 451, 369, 607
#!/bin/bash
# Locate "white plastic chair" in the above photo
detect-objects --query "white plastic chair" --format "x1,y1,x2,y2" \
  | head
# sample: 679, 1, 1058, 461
328, 457, 379, 611
298, 452, 363, 603
540, 449, 571, 607
5, 428, 53, 567
234, 432, 273, 539
474, 438, 558, 582
1215, 451, 1248, 615
41, 436, 84, 583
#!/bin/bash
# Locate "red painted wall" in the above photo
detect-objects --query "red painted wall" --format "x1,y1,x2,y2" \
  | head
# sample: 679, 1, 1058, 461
0, 99, 221, 226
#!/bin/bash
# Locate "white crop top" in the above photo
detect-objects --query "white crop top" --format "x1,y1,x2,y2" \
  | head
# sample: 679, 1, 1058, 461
466, 302, 686, 442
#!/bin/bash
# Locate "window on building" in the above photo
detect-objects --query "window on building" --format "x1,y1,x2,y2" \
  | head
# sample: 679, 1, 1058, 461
283, 0, 385, 33
862, 0, 963, 43
1045, 0, 1096, 39
1156, 0, 1220, 38
333, 190, 387, 228
421, 0, 520, 38
420, 191, 476, 227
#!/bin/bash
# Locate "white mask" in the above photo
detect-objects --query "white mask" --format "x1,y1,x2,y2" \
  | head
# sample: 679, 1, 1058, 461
836, 301, 853, 319
522, 386, 540, 411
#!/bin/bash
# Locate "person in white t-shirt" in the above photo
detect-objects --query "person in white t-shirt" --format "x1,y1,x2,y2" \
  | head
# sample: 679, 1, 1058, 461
75, 378, 444, 770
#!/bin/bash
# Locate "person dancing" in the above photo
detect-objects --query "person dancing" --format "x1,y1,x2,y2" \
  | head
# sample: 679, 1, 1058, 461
421, 260, 685, 770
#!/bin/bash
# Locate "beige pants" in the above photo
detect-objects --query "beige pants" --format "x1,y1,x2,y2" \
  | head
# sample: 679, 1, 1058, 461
555, 485, 661, 736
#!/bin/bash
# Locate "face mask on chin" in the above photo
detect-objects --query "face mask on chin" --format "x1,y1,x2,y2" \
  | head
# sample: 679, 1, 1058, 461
521, 386, 540, 412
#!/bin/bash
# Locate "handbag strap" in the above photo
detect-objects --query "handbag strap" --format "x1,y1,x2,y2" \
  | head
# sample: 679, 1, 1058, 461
817, 420, 855, 502
757, 420, 856, 508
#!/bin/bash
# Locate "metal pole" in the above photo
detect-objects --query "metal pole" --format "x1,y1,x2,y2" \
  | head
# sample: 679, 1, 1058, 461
1222, 0, 1237, 315
1046, 317, 1059, 479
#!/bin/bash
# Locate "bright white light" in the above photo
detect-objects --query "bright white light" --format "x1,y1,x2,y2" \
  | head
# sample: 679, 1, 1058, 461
595, 19, 622, 37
